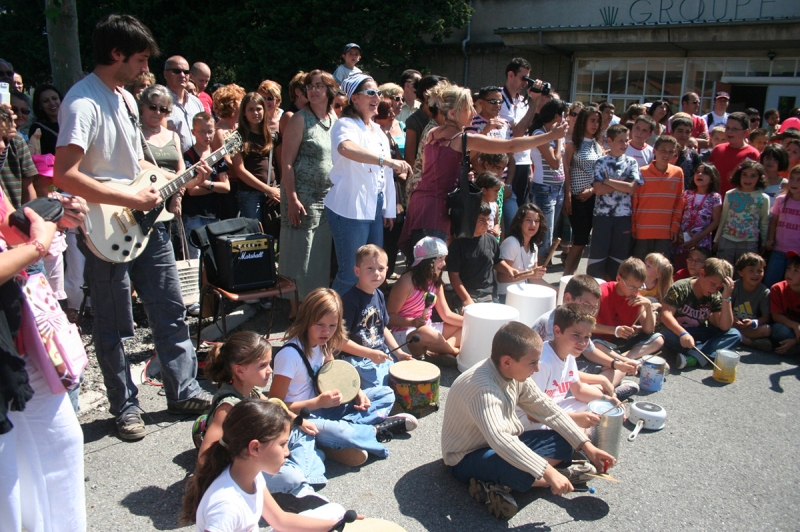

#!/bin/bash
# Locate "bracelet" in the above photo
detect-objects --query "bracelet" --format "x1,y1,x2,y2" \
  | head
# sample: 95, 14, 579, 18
679, 331, 689, 337
614, 326, 621, 338
28, 239, 46, 261
751, 319, 759, 329
611, 360, 616, 370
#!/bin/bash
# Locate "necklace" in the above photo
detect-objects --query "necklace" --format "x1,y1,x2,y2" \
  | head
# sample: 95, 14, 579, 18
309, 107, 332, 130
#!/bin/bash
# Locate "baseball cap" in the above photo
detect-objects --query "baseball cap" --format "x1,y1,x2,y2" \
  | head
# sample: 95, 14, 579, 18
787, 251, 799, 260
342, 43, 361, 54
776, 117, 800, 135
32, 154, 54, 178
412, 236, 448, 267
715, 91, 730, 100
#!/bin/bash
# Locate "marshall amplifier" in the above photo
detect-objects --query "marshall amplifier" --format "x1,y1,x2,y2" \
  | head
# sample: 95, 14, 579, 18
213, 233, 276, 292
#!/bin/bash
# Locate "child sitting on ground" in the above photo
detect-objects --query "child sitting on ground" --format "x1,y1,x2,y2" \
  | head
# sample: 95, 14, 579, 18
674, 246, 712, 281
195, 331, 337, 510
521, 304, 622, 433
448, 204, 517, 309
732, 253, 772, 352
269, 288, 417, 467
770, 250, 800, 356
333, 43, 362, 86
592, 257, 664, 361
640, 252, 673, 316
387, 236, 463, 365
495, 203, 552, 304
531, 275, 639, 398
660, 257, 741, 369
181, 400, 345, 529
441, 322, 616, 520
340, 245, 409, 388
589, 124, 642, 280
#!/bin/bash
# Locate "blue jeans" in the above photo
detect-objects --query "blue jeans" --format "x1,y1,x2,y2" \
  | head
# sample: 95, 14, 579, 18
662, 325, 742, 367
451, 430, 573, 492
84, 223, 200, 416
772, 323, 800, 354
264, 426, 327, 493
343, 355, 393, 389
764, 251, 787, 289
238, 189, 265, 224
531, 182, 565, 253
183, 215, 218, 260
503, 191, 518, 230
327, 192, 384, 295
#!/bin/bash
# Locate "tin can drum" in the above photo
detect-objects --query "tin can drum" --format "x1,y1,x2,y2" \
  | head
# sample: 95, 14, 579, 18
587, 399, 625, 459
458, 303, 519, 372
505, 283, 557, 327
557, 275, 606, 306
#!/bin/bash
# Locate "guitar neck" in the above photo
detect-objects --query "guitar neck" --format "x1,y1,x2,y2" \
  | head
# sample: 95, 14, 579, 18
158, 145, 231, 201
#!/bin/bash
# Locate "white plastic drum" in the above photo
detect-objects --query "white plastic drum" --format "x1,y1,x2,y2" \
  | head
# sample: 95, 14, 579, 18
506, 283, 557, 326
458, 303, 519, 372
557, 275, 606, 306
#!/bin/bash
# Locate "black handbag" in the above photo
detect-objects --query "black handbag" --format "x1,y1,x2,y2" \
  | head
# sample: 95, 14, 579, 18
446, 129, 484, 239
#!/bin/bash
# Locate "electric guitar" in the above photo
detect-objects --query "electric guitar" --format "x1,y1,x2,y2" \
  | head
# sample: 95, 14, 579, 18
82, 131, 243, 263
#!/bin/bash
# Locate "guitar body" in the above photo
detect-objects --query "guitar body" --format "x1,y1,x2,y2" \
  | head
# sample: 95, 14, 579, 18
81, 131, 243, 263
82, 169, 175, 263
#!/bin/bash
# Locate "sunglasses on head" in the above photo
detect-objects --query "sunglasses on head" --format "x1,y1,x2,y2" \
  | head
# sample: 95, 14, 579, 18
147, 104, 171, 114
358, 89, 382, 97
167, 68, 191, 76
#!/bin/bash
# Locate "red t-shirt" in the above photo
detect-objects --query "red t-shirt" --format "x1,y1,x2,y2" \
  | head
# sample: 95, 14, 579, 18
673, 268, 691, 282
595, 281, 643, 341
770, 281, 800, 322
708, 142, 761, 195
198, 91, 213, 114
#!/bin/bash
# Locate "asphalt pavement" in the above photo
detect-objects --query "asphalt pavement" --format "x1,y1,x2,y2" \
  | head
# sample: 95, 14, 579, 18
80, 258, 800, 531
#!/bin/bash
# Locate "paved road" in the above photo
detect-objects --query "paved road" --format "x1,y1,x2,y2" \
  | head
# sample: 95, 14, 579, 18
81, 261, 800, 531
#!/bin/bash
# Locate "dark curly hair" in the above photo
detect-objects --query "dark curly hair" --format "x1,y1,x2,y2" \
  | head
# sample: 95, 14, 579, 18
507, 203, 546, 253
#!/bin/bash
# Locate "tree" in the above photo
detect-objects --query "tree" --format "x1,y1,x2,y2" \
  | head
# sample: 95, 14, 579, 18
1, 0, 472, 93
44, 0, 82, 94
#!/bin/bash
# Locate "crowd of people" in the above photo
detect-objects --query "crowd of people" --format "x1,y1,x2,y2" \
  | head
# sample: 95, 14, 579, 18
2, 11, 800, 531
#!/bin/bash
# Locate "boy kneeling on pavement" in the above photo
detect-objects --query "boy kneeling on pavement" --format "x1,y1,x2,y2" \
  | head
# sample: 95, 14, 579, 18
660, 257, 741, 369
441, 322, 616, 520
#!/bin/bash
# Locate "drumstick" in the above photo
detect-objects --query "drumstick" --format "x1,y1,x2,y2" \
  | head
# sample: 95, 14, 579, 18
597, 398, 630, 417
388, 334, 421, 355
691, 346, 722, 371
542, 237, 562, 268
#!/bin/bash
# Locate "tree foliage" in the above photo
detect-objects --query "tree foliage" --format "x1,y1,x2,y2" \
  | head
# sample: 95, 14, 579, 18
0, 0, 472, 92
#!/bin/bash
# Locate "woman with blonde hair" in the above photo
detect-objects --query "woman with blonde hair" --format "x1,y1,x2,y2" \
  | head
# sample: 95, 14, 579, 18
258, 80, 284, 181
398, 82, 566, 255
125, 72, 155, 99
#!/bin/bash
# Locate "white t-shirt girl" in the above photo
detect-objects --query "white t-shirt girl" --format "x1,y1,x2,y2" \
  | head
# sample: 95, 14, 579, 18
195, 466, 265, 532
273, 338, 326, 403
498, 235, 537, 295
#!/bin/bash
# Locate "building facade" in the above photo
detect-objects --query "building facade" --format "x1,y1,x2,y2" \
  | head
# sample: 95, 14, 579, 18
425, 0, 800, 121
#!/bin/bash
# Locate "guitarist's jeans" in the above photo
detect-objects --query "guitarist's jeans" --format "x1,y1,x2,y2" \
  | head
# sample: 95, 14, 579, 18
85, 223, 200, 416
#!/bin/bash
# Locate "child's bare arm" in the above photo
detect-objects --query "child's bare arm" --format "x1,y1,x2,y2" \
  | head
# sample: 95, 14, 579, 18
570, 379, 610, 404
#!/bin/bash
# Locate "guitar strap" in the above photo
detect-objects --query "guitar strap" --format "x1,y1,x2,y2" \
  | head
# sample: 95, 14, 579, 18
117, 88, 158, 166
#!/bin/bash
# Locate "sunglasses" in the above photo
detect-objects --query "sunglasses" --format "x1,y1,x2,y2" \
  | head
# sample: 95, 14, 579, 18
483, 99, 502, 105
264, 96, 276, 102
11, 106, 30, 116
147, 104, 171, 114
167, 68, 191, 76
750, 117, 761, 122
393, 96, 404, 102
690, 100, 700, 104
569, 111, 579, 117
358, 89, 382, 97
0, 70, 13, 77
333, 103, 343, 109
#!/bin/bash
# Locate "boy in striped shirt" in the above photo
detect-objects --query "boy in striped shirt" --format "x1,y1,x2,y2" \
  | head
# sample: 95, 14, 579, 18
632, 135, 684, 259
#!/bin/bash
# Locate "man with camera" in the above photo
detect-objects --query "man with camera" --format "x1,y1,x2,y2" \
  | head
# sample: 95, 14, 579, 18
499, 58, 553, 213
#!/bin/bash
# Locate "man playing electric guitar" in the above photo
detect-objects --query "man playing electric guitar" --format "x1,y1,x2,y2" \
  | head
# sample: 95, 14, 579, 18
53, 14, 214, 440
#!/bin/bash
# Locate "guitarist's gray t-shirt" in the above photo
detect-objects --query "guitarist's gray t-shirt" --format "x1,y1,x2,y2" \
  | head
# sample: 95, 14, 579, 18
57, 73, 144, 182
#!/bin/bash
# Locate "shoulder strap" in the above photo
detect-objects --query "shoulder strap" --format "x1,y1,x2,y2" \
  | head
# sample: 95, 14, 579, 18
274, 343, 317, 385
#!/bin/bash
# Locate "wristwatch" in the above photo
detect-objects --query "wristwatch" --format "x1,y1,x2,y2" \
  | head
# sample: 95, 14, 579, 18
207, 181, 215, 191
723, 297, 732, 303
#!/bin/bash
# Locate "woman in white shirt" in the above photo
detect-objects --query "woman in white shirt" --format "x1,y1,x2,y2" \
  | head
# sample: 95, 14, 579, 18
324, 74, 412, 294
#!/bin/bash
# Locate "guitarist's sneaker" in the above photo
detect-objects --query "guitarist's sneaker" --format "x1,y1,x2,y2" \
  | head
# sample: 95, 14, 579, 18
116, 411, 146, 441
167, 390, 213, 415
